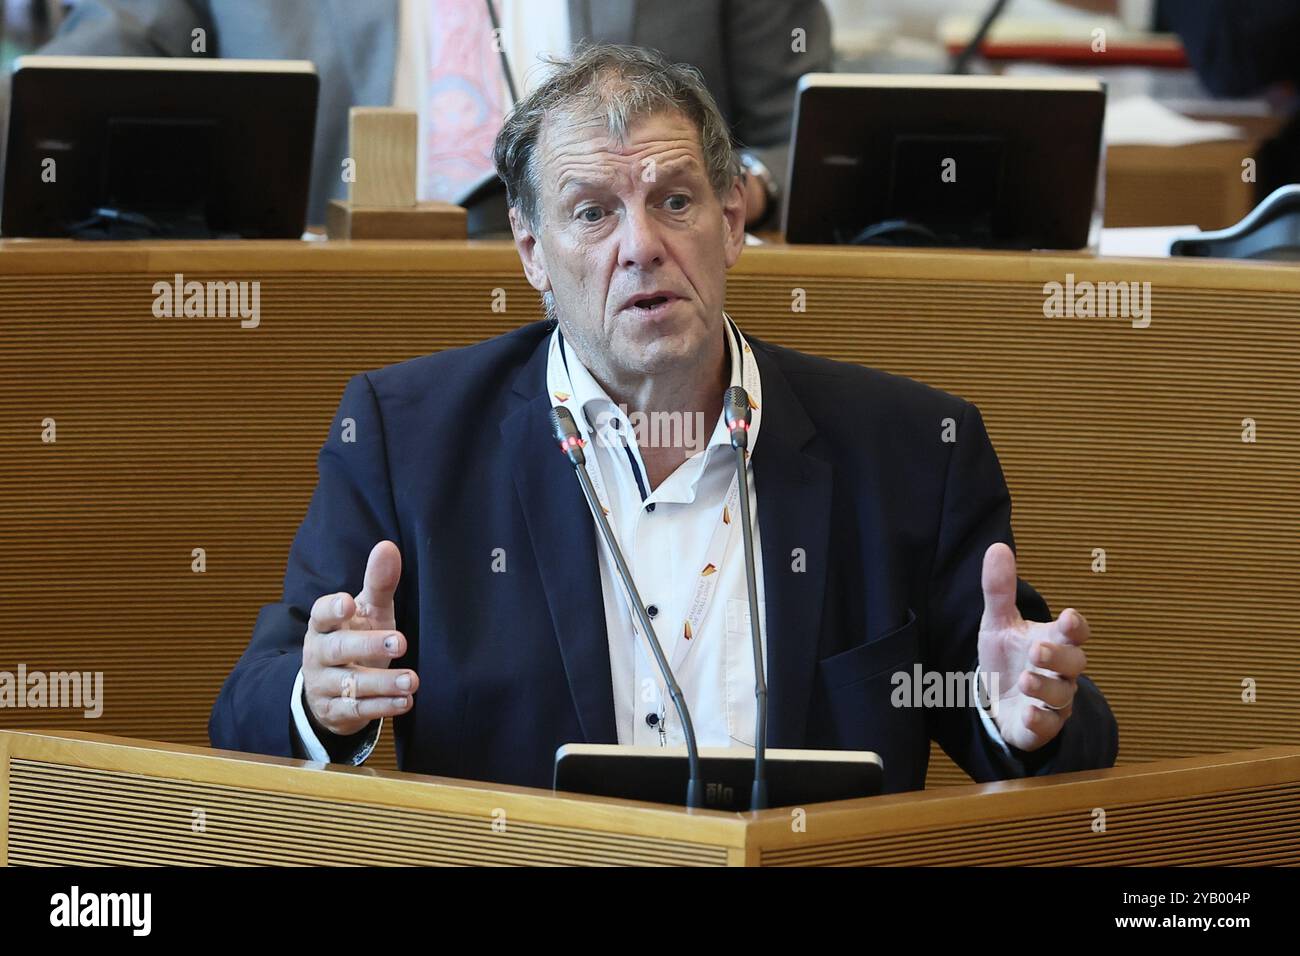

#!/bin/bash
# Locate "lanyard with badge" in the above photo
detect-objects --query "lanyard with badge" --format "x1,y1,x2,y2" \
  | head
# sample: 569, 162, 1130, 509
546, 314, 761, 745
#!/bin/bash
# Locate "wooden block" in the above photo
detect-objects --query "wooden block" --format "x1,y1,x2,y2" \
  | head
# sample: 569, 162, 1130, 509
348, 107, 418, 208
325, 199, 467, 240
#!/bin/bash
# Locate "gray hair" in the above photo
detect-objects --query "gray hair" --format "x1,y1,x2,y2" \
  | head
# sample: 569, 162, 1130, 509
492, 42, 741, 230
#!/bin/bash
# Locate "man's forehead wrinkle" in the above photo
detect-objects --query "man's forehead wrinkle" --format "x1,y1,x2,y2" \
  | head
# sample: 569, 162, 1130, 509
539, 104, 700, 155
548, 140, 703, 190
534, 104, 708, 212
551, 152, 704, 204
553, 159, 619, 198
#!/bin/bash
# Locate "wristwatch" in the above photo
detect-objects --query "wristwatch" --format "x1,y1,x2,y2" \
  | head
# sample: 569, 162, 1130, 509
739, 151, 779, 230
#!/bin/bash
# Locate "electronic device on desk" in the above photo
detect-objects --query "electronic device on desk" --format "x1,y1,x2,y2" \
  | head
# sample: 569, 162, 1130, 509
555, 744, 884, 811
1171, 184, 1300, 261
781, 73, 1106, 251
1, 56, 318, 239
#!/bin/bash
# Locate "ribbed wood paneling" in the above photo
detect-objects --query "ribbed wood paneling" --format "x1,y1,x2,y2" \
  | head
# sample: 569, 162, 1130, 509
2, 242, 1297, 793
762, 781, 1300, 866
5, 757, 726, 866
8, 731, 1294, 867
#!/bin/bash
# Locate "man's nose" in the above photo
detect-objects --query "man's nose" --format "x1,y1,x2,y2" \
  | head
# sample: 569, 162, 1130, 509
617, 205, 667, 270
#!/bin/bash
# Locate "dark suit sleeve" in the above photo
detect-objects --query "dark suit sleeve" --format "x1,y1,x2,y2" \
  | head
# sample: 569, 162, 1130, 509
923, 402, 1118, 783
1155, 0, 1300, 97
209, 372, 406, 758
720, 0, 832, 192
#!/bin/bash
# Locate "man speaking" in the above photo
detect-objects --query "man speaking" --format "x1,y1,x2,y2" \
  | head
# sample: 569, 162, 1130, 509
209, 44, 1118, 793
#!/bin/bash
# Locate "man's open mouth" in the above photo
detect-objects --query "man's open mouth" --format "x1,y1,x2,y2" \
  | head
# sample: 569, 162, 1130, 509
623, 291, 681, 313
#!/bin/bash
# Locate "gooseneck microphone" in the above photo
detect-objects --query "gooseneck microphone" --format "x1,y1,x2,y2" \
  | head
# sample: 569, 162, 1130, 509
724, 385, 769, 811
548, 406, 704, 809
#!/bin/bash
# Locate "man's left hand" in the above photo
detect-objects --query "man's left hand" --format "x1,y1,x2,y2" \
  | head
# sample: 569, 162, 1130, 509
977, 542, 1091, 753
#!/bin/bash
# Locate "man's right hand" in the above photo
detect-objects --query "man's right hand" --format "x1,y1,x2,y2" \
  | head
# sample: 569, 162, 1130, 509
302, 540, 417, 738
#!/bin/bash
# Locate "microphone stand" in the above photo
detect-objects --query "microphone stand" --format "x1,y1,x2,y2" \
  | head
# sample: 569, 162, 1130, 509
724, 387, 769, 810
550, 408, 704, 809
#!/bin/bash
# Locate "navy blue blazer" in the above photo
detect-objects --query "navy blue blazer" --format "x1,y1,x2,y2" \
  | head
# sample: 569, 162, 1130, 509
209, 320, 1119, 793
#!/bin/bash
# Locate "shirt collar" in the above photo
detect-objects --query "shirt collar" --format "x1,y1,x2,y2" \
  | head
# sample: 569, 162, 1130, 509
546, 313, 762, 458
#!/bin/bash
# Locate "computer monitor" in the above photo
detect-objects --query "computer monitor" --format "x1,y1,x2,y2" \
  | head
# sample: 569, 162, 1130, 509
781, 73, 1106, 250
555, 744, 884, 810
1, 55, 319, 239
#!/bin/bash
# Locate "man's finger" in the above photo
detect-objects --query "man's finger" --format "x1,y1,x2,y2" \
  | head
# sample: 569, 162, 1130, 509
980, 542, 1021, 629
312, 629, 407, 667
320, 665, 418, 700
1019, 699, 1069, 741
354, 541, 402, 626
1052, 607, 1091, 646
1018, 670, 1077, 710
321, 693, 414, 725
308, 591, 356, 635
1031, 639, 1087, 679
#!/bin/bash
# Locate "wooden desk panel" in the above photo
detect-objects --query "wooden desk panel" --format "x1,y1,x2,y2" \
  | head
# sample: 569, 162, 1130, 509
3, 731, 1297, 866
1, 241, 1297, 791
1104, 115, 1283, 230
1105, 140, 1259, 230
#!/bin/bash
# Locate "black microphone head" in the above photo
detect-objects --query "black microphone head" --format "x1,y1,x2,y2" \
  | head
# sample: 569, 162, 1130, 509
549, 405, 586, 465
723, 386, 751, 448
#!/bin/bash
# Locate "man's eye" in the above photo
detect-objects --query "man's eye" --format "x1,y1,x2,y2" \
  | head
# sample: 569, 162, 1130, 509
664, 194, 690, 211
578, 206, 605, 223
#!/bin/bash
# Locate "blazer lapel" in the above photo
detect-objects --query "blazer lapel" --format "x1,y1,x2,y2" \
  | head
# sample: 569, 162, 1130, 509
748, 340, 833, 748
499, 335, 618, 744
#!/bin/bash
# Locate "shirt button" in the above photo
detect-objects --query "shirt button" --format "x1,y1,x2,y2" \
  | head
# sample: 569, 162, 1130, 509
647, 604, 659, 618
645, 712, 660, 728
646, 502, 656, 513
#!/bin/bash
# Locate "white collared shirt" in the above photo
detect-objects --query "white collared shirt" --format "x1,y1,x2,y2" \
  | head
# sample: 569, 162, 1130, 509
549, 316, 768, 748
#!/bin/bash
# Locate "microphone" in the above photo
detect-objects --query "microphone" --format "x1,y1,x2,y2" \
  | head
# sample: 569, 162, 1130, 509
723, 386, 769, 810
723, 386, 751, 450
548, 406, 704, 809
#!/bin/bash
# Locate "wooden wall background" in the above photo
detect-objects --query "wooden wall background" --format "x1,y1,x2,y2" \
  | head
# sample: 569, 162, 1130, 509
1, 240, 1297, 787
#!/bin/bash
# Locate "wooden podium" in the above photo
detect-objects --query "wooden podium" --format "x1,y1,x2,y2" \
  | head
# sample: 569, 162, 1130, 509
3, 730, 1298, 866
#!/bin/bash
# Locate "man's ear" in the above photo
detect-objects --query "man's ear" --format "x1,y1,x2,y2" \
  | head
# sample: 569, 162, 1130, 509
721, 176, 747, 269
510, 206, 552, 294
